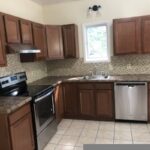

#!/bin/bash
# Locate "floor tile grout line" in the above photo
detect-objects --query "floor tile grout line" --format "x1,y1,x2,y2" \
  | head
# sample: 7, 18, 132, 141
94, 121, 101, 144
113, 121, 116, 144
130, 123, 134, 144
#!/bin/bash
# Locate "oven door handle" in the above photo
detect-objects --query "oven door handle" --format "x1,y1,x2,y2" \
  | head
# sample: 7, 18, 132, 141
34, 89, 55, 103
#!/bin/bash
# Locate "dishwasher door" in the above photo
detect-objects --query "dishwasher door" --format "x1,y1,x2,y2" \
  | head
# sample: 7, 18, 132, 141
114, 82, 148, 121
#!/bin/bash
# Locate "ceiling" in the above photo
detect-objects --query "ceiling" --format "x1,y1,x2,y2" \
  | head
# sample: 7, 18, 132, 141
32, 0, 80, 5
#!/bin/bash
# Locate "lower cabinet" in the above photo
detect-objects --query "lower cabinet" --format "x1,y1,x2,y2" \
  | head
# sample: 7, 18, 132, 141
79, 90, 95, 118
62, 83, 79, 118
54, 84, 64, 123
0, 103, 35, 150
62, 82, 114, 121
95, 90, 114, 120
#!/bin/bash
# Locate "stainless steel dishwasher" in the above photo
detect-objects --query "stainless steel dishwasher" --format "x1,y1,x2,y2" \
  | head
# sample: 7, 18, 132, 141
114, 82, 148, 121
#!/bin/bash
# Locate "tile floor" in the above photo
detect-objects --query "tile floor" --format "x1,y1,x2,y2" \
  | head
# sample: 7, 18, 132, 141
43, 119, 150, 150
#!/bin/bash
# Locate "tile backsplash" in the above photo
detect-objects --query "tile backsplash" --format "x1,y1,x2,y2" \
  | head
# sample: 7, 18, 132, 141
0, 54, 47, 83
47, 55, 150, 76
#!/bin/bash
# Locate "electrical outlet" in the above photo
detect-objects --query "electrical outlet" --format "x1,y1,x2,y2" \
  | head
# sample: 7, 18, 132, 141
127, 63, 132, 69
109, 64, 113, 71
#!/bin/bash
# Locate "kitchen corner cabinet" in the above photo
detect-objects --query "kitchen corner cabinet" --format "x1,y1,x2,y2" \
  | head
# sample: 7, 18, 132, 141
54, 84, 64, 123
0, 13, 6, 66
62, 24, 79, 58
4, 15, 21, 44
0, 103, 35, 150
62, 83, 79, 118
46, 25, 64, 60
20, 19, 33, 44
32, 23, 47, 60
113, 17, 141, 55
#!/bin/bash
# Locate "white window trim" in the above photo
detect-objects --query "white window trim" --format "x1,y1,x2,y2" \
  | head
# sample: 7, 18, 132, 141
82, 21, 111, 63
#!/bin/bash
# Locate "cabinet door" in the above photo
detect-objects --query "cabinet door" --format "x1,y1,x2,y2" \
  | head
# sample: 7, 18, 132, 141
20, 19, 33, 44
55, 85, 64, 123
95, 90, 114, 120
62, 24, 79, 58
4, 15, 21, 43
10, 113, 35, 150
63, 83, 78, 117
113, 17, 141, 55
141, 16, 150, 53
46, 25, 64, 59
0, 13, 6, 66
79, 90, 95, 118
32, 23, 47, 60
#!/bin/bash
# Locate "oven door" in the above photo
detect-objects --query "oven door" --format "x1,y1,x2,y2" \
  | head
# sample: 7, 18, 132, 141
33, 89, 55, 135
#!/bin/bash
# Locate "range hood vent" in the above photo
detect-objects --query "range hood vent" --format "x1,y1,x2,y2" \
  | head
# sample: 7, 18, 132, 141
6, 44, 41, 54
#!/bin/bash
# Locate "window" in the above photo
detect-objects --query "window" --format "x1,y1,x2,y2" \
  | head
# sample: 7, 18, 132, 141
83, 22, 110, 63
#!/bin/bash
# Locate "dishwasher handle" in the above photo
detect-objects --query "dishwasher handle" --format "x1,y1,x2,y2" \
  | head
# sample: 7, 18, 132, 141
115, 82, 147, 86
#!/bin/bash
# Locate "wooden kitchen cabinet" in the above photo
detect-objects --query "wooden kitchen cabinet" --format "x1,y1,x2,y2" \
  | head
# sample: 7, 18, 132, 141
113, 17, 141, 55
54, 84, 64, 123
4, 15, 21, 43
20, 19, 33, 44
0, 103, 35, 150
79, 90, 95, 118
62, 24, 79, 58
46, 25, 64, 60
32, 23, 47, 60
0, 13, 6, 66
95, 90, 114, 120
141, 16, 150, 53
62, 83, 79, 118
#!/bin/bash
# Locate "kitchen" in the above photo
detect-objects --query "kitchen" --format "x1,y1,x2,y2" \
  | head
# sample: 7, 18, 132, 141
0, 0, 150, 150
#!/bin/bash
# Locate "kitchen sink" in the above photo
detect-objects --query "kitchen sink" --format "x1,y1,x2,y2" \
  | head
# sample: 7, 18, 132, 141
83, 75, 110, 80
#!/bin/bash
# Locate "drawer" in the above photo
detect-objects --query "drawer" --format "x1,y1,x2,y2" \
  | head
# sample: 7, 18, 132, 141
94, 83, 113, 90
78, 83, 94, 89
9, 103, 31, 125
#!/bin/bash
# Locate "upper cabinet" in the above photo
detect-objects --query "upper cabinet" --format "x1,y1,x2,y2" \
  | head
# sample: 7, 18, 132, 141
46, 25, 64, 60
32, 23, 47, 60
113, 17, 141, 55
62, 24, 79, 58
4, 15, 21, 44
0, 13, 6, 66
141, 16, 150, 53
20, 19, 33, 44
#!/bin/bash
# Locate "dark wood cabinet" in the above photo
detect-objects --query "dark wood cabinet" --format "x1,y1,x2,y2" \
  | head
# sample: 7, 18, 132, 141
62, 24, 79, 58
54, 84, 64, 123
0, 13, 6, 66
141, 16, 150, 53
62, 83, 78, 117
20, 19, 33, 44
32, 23, 47, 60
95, 90, 114, 120
46, 25, 64, 60
0, 103, 35, 150
113, 17, 141, 55
79, 90, 95, 118
4, 15, 21, 43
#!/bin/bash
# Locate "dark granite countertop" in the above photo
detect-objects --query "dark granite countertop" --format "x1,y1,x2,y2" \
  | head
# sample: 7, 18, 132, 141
29, 74, 150, 86
0, 97, 32, 114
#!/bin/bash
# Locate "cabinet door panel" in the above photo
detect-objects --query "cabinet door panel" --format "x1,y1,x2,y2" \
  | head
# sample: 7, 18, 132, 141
113, 17, 141, 55
96, 90, 114, 120
10, 113, 34, 150
0, 13, 6, 66
62, 24, 79, 58
79, 90, 95, 118
20, 20, 33, 44
63, 83, 78, 116
4, 15, 21, 43
32, 23, 47, 60
141, 16, 150, 53
46, 26, 64, 59
55, 85, 64, 123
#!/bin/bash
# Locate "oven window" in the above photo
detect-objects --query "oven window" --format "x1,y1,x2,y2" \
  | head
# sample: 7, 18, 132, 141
35, 95, 54, 126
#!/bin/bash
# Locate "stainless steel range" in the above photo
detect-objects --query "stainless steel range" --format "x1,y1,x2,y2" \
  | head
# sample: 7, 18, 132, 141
0, 72, 57, 150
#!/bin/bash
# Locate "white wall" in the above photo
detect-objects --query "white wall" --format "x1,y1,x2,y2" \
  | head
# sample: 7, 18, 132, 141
0, 0, 44, 23
43, 0, 150, 57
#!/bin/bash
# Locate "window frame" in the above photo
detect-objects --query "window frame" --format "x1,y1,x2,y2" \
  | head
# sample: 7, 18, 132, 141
82, 21, 111, 63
